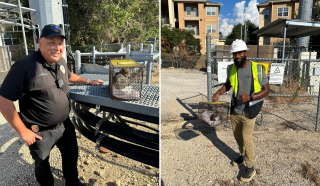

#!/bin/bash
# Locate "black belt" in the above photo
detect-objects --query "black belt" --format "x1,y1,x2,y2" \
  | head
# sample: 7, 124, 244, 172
28, 122, 63, 132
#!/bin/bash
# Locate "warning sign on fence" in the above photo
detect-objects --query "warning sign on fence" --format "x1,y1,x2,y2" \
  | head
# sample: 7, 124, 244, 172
218, 61, 234, 83
269, 63, 285, 84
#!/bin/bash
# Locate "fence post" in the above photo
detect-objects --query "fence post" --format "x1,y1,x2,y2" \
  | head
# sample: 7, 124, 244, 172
315, 82, 320, 131
154, 37, 157, 52
75, 50, 81, 75
140, 43, 143, 52
126, 44, 131, 59
146, 44, 153, 85
92, 46, 96, 64
206, 33, 212, 102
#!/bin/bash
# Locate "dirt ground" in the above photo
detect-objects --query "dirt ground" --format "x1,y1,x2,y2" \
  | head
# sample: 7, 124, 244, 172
161, 68, 320, 186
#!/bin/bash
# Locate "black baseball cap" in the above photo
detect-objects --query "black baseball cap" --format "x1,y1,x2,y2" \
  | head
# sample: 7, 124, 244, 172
40, 24, 68, 40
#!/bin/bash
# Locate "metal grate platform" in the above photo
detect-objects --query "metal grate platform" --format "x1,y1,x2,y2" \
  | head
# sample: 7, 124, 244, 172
69, 74, 159, 117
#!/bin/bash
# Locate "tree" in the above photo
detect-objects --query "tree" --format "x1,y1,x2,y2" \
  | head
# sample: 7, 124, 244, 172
225, 20, 258, 45
161, 25, 202, 56
219, 32, 223, 39
68, 0, 159, 46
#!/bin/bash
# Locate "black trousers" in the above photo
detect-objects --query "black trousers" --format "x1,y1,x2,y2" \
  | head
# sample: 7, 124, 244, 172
28, 118, 79, 186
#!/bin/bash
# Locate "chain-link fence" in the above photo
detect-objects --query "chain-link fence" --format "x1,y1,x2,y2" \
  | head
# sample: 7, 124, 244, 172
208, 43, 320, 131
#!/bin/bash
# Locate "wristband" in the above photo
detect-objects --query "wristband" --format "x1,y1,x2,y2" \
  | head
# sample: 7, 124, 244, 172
250, 95, 253, 101
87, 79, 90, 85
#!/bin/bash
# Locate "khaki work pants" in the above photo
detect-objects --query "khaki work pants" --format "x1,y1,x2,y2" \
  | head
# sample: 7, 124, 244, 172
231, 112, 256, 168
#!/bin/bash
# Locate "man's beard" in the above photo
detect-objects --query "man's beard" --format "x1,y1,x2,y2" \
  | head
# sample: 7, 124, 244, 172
234, 57, 246, 68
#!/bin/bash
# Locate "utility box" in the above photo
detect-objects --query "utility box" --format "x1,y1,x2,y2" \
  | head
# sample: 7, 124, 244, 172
197, 101, 229, 127
109, 59, 144, 100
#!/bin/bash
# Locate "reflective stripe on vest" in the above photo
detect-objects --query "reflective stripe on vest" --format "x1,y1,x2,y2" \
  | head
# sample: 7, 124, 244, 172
228, 61, 263, 94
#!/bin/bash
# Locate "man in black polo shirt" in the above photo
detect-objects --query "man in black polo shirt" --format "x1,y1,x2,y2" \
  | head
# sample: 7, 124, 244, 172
0, 24, 104, 186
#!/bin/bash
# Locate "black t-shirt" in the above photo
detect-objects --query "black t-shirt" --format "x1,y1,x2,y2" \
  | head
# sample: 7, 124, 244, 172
0, 51, 71, 127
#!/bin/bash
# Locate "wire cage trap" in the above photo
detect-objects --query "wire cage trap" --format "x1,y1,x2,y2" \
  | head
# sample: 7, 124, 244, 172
197, 101, 230, 127
109, 59, 144, 100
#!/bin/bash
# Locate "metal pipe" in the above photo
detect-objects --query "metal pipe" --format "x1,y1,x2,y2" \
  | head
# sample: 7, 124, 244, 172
18, 0, 28, 55
315, 81, 320, 131
140, 43, 143, 52
92, 46, 96, 64
257, 36, 259, 58
0, 20, 34, 29
147, 61, 151, 85
78, 52, 127, 57
75, 50, 81, 75
126, 44, 131, 58
148, 44, 153, 54
206, 33, 212, 102
282, 25, 287, 63
146, 44, 154, 85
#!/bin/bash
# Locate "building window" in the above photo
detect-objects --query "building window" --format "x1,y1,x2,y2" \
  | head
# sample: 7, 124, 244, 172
207, 25, 216, 34
194, 8, 198, 17
186, 7, 191, 16
264, 9, 269, 19
194, 26, 198, 35
278, 7, 289, 17
206, 7, 216, 16
187, 25, 192, 31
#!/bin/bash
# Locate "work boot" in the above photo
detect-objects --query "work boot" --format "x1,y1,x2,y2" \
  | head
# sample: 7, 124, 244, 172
240, 166, 256, 182
232, 155, 245, 166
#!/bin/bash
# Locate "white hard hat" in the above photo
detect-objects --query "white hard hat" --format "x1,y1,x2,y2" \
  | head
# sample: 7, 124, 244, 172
230, 39, 249, 53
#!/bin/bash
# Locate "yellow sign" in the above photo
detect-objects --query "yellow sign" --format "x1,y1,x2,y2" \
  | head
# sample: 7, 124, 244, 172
257, 62, 269, 75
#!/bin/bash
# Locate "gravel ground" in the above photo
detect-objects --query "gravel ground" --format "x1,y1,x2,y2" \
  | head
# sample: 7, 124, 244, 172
161, 68, 320, 186
0, 104, 159, 186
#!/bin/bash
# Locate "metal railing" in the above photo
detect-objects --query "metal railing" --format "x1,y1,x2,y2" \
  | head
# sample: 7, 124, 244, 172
74, 43, 158, 85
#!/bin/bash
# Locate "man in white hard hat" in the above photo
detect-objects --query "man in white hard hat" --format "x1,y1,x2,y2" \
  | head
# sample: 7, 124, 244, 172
212, 39, 270, 182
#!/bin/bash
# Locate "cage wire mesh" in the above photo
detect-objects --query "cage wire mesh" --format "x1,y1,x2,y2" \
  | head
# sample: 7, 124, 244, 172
211, 45, 320, 131
197, 101, 229, 127
109, 59, 144, 100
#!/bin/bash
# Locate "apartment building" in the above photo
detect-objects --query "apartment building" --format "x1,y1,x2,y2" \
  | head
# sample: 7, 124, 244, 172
162, 0, 220, 54
257, 0, 299, 45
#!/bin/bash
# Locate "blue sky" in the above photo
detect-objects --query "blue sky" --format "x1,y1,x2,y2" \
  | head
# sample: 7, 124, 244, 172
214, 0, 260, 38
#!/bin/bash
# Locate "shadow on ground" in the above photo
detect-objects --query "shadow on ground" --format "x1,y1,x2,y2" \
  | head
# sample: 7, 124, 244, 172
175, 96, 240, 162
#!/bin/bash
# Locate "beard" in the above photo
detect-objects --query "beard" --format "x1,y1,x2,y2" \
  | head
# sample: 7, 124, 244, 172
234, 57, 247, 68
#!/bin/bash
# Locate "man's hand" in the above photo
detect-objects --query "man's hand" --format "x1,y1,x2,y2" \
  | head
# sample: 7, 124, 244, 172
239, 89, 250, 103
212, 91, 221, 101
20, 129, 42, 146
90, 79, 104, 85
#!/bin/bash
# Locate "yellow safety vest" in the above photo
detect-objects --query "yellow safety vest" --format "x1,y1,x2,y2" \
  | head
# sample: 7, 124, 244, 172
228, 61, 263, 94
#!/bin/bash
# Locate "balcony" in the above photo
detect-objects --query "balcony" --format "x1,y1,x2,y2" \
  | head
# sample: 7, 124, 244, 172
184, 16, 199, 21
